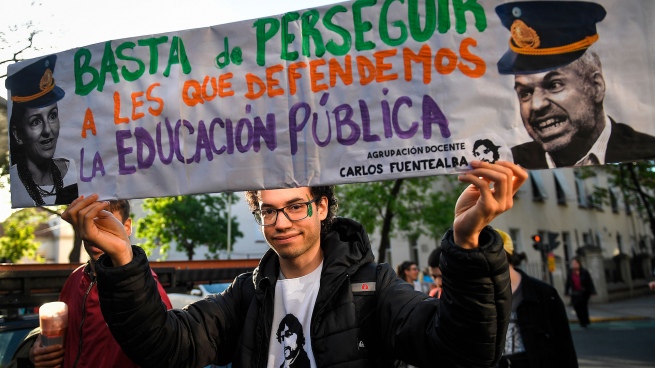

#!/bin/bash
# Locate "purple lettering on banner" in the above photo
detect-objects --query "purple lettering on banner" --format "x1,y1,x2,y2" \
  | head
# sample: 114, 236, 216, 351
224, 119, 235, 154
312, 110, 331, 147
173, 119, 195, 164
393, 96, 418, 139
193, 120, 213, 163
253, 114, 277, 152
381, 88, 393, 138
79, 148, 105, 182
360, 100, 380, 142
135, 127, 156, 169
334, 103, 360, 145
235, 118, 254, 153
156, 118, 175, 164
422, 95, 450, 139
116, 130, 136, 175
289, 102, 310, 155
209, 118, 227, 155
312, 92, 332, 147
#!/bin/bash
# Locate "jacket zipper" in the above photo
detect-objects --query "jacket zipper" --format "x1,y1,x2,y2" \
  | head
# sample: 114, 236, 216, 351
72, 276, 96, 368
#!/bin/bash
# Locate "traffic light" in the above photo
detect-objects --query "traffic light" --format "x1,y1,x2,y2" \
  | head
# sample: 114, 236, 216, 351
531, 235, 542, 251
547, 232, 561, 251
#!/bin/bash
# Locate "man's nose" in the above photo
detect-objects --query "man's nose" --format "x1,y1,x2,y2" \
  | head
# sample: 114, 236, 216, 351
274, 210, 293, 229
530, 88, 550, 112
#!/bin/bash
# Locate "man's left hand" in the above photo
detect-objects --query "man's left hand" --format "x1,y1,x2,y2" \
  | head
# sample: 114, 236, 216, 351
453, 161, 527, 248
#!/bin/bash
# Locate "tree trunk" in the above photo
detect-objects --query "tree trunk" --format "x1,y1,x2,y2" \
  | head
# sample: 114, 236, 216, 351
186, 242, 195, 261
68, 230, 82, 263
377, 179, 404, 263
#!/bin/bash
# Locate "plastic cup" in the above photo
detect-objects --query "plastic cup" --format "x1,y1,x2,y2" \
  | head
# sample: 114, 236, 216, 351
39, 301, 68, 347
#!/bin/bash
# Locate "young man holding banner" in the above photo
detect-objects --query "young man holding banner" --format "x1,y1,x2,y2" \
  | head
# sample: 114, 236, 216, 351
497, 1, 655, 169
62, 160, 527, 368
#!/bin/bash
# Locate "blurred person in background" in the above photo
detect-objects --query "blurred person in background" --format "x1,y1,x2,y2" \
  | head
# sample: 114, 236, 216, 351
397, 261, 423, 292
565, 257, 596, 328
496, 229, 577, 368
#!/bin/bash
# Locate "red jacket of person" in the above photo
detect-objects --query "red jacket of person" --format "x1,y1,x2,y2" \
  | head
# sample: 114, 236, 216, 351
60, 263, 172, 368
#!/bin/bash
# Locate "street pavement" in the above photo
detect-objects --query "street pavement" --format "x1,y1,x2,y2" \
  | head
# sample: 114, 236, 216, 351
567, 292, 655, 324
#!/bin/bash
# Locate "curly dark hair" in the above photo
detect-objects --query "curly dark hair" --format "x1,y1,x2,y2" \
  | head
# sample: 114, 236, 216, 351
244, 186, 338, 234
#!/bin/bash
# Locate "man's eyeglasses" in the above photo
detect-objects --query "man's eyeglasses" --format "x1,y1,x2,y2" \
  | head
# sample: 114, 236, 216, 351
252, 197, 321, 226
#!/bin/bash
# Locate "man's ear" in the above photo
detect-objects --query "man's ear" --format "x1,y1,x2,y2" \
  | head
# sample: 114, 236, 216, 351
11, 126, 22, 145
318, 197, 328, 221
123, 218, 133, 237
591, 71, 605, 104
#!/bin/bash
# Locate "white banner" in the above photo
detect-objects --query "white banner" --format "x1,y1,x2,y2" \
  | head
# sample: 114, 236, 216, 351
6, 0, 655, 207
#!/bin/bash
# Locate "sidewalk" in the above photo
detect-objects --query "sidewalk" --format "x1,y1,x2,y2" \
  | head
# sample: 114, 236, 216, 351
567, 292, 655, 324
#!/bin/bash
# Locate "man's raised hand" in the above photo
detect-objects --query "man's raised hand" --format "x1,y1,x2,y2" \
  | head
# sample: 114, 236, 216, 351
62, 194, 133, 266
453, 161, 528, 248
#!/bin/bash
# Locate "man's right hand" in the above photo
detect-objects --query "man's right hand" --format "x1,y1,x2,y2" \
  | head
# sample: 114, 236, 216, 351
62, 194, 133, 267
29, 335, 64, 368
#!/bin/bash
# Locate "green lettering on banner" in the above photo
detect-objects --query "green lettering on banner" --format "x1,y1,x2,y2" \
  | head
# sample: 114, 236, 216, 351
116, 42, 146, 82
74, 48, 98, 96
254, 17, 280, 66
281, 12, 300, 61
380, 0, 407, 46
452, 0, 487, 33
323, 6, 351, 56
302, 10, 326, 58
163, 36, 192, 77
138, 36, 169, 74
99, 41, 120, 92
353, 0, 376, 52
409, 0, 437, 41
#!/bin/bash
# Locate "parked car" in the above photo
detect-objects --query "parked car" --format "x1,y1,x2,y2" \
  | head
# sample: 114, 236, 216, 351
169, 282, 232, 309
0, 313, 39, 368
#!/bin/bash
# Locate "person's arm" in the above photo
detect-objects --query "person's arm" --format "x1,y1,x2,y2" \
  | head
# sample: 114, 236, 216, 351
93, 246, 248, 367
375, 161, 527, 367
62, 196, 246, 368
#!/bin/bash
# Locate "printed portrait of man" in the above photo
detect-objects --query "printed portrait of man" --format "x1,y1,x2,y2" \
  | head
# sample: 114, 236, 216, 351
276, 314, 310, 368
473, 139, 501, 164
496, 1, 655, 169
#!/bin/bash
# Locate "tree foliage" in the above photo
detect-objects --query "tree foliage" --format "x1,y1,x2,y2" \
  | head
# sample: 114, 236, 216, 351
0, 208, 48, 263
336, 176, 464, 262
137, 193, 244, 260
583, 161, 655, 252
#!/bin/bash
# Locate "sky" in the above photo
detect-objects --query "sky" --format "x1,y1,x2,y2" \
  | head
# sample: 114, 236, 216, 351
0, 0, 343, 221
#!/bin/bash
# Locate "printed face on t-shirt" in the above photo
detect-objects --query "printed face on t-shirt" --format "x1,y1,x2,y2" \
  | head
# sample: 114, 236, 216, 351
280, 325, 299, 359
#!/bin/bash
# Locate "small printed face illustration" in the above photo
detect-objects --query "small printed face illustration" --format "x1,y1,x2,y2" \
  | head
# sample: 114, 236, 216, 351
280, 325, 298, 359
473, 144, 495, 163
514, 63, 602, 154
472, 139, 500, 164
13, 103, 61, 164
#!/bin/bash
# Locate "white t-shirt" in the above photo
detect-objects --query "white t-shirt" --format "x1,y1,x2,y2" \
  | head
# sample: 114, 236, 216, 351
267, 262, 322, 368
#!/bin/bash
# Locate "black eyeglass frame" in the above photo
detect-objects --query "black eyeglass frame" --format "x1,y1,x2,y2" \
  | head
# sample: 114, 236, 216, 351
252, 197, 322, 226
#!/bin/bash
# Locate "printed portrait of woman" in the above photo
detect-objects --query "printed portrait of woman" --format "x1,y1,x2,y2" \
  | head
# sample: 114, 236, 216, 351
5, 55, 78, 207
